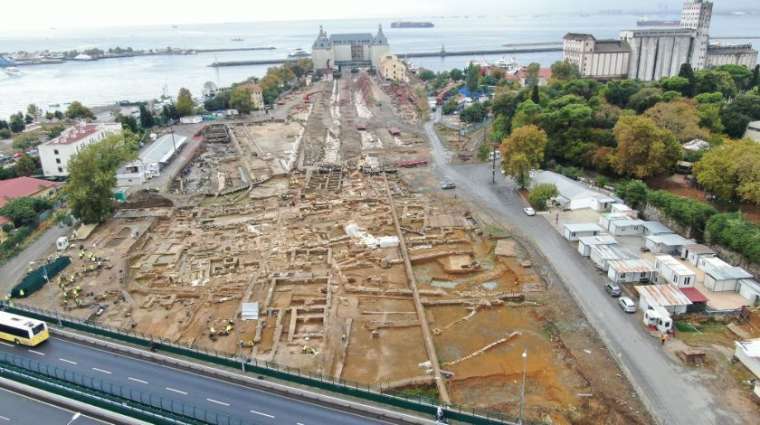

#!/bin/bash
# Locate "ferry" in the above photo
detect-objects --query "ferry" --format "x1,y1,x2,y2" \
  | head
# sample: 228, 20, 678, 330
493, 57, 520, 73
287, 48, 311, 59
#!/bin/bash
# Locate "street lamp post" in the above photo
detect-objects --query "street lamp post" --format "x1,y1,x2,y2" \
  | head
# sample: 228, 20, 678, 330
519, 349, 527, 425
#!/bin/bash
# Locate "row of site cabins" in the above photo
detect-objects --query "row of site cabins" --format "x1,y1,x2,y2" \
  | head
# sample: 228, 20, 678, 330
561, 203, 759, 320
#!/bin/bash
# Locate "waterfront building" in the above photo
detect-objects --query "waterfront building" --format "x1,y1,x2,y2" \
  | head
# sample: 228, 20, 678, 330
39, 123, 122, 177
620, 28, 693, 81
706, 43, 758, 68
312, 25, 390, 70
378, 54, 409, 83
562, 34, 630, 80
563, 0, 757, 81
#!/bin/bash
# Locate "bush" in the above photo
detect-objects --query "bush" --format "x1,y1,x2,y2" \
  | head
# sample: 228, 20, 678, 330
615, 180, 648, 209
646, 190, 717, 236
442, 98, 458, 115
0, 129, 11, 139
706, 213, 760, 264
528, 183, 558, 210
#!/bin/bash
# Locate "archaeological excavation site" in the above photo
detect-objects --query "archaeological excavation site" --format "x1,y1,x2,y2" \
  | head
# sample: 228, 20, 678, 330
22, 72, 650, 425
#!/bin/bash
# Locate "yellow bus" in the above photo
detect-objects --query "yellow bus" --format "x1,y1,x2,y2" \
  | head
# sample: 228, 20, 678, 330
0, 311, 49, 346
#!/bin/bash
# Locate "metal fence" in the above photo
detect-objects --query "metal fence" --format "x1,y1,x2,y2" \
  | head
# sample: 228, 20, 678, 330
1, 301, 530, 425
0, 352, 251, 425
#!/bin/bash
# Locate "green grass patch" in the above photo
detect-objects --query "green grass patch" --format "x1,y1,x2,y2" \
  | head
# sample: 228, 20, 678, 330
388, 385, 439, 404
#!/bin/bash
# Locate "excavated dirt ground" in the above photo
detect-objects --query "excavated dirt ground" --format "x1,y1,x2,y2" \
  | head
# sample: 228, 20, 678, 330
21, 72, 652, 425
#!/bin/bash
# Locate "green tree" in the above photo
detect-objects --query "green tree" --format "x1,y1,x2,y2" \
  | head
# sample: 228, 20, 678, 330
26, 104, 40, 120
697, 103, 724, 133
528, 183, 558, 210
612, 115, 681, 179
643, 100, 709, 143
0, 197, 51, 227
65, 101, 95, 120
175, 88, 194, 117
511, 100, 542, 129
15, 154, 39, 176
12, 133, 38, 151
139, 104, 155, 128
678, 63, 696, 97
660, 76, 690, 96
752, 65, 760, 89
694, 139, 760, 204
550, 60, 581, 81
460, 102, 486, 123
46, 124, 66, 139
115, 114, 139, 133
525, 63, 540, 87
450, 68, 464, 81
442, 98, 458, 115
499, 125, 548, 189
465, 64, 480, 93
64, 134, 137, 224
229, 86, 253, 114
628, 87, 663, 113
695, 91, 723, 104
715, 64, 753, 91
418, 69, 436, 81
616, 180, 649, 209
531, 84, 540, 104
720, 93, 760, 138
695, 69, 737, 98
9, 112, 25, 133
604, 80, 641, 108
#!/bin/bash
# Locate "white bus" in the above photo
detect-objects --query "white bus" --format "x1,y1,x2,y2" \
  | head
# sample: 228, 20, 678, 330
0, 311, 49, 346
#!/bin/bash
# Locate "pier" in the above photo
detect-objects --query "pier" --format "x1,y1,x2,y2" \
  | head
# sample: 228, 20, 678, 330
209, 45, 563, 67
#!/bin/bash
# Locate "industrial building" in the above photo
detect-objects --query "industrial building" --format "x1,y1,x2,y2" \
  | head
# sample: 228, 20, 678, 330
562, 1, 757, 81
312, 25, 390, 70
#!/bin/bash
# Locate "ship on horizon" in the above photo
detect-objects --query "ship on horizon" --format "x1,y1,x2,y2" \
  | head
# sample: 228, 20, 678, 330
390, 21, 434, 28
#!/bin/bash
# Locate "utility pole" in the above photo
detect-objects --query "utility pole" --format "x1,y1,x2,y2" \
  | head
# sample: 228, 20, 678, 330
519, 349, 528, 425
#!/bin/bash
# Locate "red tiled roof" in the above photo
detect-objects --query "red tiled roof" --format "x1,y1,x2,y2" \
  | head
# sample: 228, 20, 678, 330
0, 177, 60, 208
680, 287, 708, 303
46, 124, 99, 145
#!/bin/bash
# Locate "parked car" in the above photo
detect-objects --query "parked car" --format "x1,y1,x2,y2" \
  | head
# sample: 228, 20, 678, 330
605, 282, 622, 297
618, 296, 637, 313
523, 207, 536, 216
440, 180, 456, 190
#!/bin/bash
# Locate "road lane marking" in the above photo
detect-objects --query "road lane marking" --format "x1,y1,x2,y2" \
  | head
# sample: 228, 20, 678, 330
28, 350, 45, 356
59, 358, 77, 365
249, 409, 274, 418
92, 367, 112, 374
165, 387, 187, 395
0, 415, 9, 421
206, 398, 230, 407
128, 377, 148, 384
297, 422, 305, 425
0, 342, 13, 347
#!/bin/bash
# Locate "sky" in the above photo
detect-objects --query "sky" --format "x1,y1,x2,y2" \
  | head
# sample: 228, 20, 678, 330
2, 0, 757, 31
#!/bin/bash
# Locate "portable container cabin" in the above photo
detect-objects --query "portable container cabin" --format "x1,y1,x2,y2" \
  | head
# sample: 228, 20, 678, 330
608, 219, 646, 236
598, 213, 630, 231
654, 255, 696, 288
607, 259, 656, 284
636, 284, 692, 316
641, 221, 672, 236
700, 257, 753, 292
680, 243, 716, 265
577, 235, 617, 257
645, 234, 696, 255
562, 223, 603, 241
590, 244, 635, 271
738, 279, 760, 306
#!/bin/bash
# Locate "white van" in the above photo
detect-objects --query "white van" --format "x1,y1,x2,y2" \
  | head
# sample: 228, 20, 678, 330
643, 305, 672, 333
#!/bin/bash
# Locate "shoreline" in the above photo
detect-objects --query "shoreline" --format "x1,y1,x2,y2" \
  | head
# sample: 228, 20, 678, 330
4, 46, 277, 67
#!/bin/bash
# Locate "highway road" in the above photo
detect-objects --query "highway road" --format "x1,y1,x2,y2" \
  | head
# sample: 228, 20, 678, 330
423, 112, 737, 425
0, 337, 397, 425
0, 386, 104, 425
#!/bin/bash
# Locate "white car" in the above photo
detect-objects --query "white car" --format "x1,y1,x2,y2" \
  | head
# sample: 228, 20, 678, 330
618, 296, 637, 313
523, 207, 536, 216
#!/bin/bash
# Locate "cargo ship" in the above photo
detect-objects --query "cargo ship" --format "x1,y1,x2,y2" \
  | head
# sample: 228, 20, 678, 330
636, 19, 680, 27
391, 21, 434, 28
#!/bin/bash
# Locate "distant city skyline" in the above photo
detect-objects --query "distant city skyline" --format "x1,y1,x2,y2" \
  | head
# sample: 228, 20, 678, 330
4, 0, 759, 31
